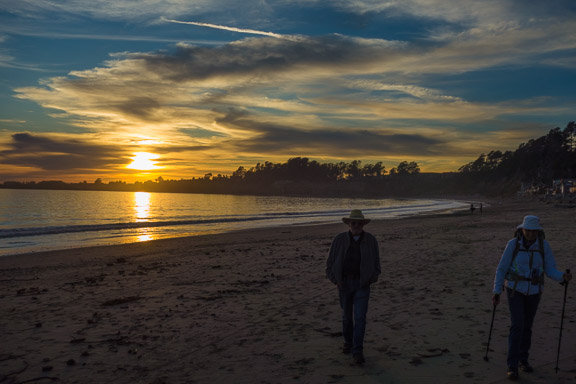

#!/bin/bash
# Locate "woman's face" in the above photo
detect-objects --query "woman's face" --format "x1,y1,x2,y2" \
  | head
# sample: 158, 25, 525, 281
522, 228, 539, 242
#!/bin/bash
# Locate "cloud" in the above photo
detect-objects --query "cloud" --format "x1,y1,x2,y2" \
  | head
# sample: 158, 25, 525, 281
161, 17, 298, 41
10, 27, 574, 176
0, 119, 27, 124
2, 27, 225, 45
218, 113, 446, 157
1, 0, 274, 23
329, 0, 575, 25
0, 132, 128, 171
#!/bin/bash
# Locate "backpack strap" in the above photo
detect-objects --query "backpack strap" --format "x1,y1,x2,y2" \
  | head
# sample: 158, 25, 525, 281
507, 230, 546, 295
538, 232, 545, 271
507, 232, 522, 294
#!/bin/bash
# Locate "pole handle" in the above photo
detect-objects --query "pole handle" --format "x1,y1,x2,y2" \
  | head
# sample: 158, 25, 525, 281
561, 268, 570, 286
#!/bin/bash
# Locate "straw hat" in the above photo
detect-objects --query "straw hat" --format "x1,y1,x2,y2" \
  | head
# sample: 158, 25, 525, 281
342, 209, 371, 225
517, 215, 543, 230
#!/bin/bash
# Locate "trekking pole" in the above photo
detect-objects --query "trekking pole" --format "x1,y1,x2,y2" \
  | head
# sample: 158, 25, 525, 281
555, 268, 570, 373
483, 303, 497, 361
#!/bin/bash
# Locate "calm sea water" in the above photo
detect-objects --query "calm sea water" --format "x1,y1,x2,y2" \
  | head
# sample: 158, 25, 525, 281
0, 189, 468, 256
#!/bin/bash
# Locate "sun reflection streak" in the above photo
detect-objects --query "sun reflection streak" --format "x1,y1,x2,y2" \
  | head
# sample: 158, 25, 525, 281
137, 232, 154, 242
133, 192, 155, 242
134, 192, 151, 222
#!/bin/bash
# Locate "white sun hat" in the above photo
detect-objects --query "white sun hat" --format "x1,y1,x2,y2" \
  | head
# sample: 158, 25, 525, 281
517, 215, 543, 230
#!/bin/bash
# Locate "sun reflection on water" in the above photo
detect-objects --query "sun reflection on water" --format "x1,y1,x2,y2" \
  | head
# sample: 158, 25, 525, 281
133, 192, 155, 242
136, 232, 154, 242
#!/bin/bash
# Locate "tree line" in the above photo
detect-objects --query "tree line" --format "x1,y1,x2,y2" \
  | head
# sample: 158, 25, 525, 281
459, 121, 576, 184
2, 121, 574, 197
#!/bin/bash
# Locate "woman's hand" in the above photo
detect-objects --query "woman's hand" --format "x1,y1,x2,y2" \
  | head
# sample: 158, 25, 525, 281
492, 294, 500, 306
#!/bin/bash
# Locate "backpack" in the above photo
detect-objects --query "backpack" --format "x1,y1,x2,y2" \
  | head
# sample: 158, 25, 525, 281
507, 229, 546, 293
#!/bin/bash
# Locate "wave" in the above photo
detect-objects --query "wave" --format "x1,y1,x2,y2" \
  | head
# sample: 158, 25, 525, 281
0, 200, 457, 240
0, 217, 272, 239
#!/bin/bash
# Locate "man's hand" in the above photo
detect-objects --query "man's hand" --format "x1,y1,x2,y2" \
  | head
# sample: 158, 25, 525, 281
492, 294, 500, 306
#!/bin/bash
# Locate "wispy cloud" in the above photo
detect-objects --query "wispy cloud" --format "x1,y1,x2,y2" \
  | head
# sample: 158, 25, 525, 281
161, 17, 299, 41
0, 119, 27, 124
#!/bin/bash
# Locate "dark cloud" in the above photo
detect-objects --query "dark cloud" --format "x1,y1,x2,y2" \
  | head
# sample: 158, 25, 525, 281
179, 127, 225, 139
113, 97, 161, 120
134, 35, 400, 82
222, 116, 445, 156
0, 133, 127, 171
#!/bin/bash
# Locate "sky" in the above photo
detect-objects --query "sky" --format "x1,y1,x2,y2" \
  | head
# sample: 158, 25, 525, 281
1, 0, 575, 182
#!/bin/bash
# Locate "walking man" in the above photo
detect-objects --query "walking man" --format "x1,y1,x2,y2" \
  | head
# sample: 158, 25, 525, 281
326, 210, 381, 364
492, 215, 572, 380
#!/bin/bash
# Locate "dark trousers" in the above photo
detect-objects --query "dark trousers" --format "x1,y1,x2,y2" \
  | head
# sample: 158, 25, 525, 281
338, 277, 371, 355
506, 288, 541, 368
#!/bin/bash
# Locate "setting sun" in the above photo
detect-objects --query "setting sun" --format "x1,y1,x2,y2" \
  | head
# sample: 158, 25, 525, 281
127, 152, 161, 171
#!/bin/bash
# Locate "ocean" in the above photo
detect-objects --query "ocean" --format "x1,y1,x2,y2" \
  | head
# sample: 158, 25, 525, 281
0, 189, 468, 256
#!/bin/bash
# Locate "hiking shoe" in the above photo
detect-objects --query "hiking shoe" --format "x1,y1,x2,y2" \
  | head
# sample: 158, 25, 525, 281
507, 366, 519, 380
519, 360, 533, 372
353, 353, 365, 364
342, 343, 352, 354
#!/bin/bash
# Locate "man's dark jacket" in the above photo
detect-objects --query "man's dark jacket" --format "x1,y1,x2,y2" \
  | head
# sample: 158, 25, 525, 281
326, 231, 381, 287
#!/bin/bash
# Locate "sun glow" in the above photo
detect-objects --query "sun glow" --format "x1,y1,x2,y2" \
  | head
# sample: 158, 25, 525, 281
127, 152, 161, 171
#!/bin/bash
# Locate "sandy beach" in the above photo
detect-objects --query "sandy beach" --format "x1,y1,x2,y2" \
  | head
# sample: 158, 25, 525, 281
1, 198, 575, 384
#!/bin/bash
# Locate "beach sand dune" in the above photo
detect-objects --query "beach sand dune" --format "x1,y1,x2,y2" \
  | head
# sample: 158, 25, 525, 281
1, 198, 575, 383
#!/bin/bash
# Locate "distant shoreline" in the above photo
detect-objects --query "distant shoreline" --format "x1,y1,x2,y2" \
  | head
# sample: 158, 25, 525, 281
1, 195, 475, 257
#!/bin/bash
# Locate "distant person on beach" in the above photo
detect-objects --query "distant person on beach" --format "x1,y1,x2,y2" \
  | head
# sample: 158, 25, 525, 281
326, 210, 381, 365
492, 215, 572, 380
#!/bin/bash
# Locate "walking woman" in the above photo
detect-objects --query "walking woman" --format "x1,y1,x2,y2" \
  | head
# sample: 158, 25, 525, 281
492, 215, 572, 380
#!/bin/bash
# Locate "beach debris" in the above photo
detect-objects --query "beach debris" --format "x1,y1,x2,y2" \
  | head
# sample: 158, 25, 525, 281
16, 287, 48, 296
409, 357, 423, 366
87, 312, 103, 325
24, 376, 60, 382
314, 327, 342, 337
84, 275, 106, 284
416, 348, 450, 358
66, 359, 76, 366
195, 295, 223, 301
294, 357, 315, 366
63, 274, 106, 286
236, 279, 270, 287
100, 296, 142, 306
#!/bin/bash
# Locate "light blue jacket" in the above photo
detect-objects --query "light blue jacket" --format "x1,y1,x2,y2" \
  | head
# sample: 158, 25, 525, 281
493, 237, 564, 295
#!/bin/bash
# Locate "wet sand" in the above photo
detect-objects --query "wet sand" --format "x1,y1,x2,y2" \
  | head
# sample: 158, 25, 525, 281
1, 198, 575, 384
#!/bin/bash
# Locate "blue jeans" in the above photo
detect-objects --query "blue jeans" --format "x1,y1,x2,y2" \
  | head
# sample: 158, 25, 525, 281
506, 288, 541, 368
338, 277, 371, 355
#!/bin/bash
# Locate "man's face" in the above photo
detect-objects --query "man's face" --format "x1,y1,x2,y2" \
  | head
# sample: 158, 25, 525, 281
522, 228, 539, 242
349, 220, 365, 235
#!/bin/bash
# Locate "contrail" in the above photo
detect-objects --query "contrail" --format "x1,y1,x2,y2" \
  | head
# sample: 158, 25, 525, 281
161, 17, 293, 40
